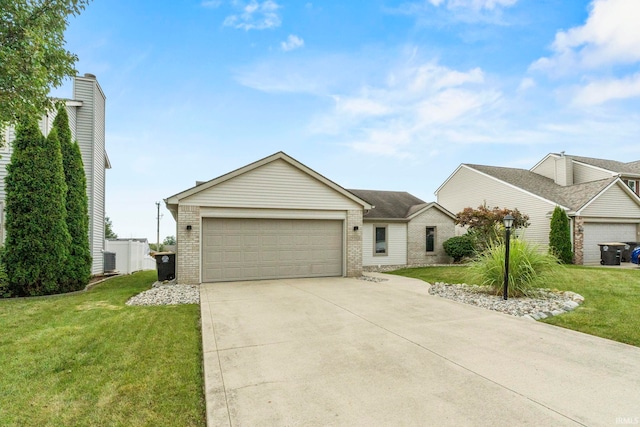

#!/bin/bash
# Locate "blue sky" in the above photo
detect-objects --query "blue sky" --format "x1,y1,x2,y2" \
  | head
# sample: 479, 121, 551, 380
52, 0, 640, 242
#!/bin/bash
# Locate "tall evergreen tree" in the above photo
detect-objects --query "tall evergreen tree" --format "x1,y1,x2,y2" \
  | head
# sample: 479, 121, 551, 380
54, 107, 91, 290
549, 206, 573, 264
3, 119, 70, 296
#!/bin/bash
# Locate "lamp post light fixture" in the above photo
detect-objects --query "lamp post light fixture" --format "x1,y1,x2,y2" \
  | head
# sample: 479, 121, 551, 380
503, 214, 515, 300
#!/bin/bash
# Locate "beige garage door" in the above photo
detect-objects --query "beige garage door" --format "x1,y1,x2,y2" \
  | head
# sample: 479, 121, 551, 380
583, 222, 637, 264
202, 218, 343, 282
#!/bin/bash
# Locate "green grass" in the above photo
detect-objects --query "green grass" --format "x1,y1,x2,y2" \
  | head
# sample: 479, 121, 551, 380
0, 270, 205, 427
391, 265, 640, 347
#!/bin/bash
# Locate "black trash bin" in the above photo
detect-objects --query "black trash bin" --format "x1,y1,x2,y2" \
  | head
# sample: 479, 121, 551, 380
622, 242, 640, 262
155, 252, 176, 281
599, 243, 624, 265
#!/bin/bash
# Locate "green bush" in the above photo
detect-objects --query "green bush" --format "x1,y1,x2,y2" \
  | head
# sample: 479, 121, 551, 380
549, 206, 573, 264
3, 119, 71, 296
443, 235, 476, 262
467, 238, 559, 297
55, 106, 91, 291
0, 247, 11, 298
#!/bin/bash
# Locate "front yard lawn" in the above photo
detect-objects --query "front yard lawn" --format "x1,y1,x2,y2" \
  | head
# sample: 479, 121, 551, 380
0, 270, 205, 427
391, 265, 640, 347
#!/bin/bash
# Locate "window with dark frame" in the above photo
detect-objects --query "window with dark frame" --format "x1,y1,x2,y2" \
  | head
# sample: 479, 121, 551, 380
375, 226, 387, 255
426, 227, 435, 252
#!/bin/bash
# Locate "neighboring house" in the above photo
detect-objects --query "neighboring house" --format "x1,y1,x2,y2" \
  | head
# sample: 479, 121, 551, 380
1, 74, 111, 275
436, 152, 640, 265
348, 189, 455, 271
165, 152, 371, 284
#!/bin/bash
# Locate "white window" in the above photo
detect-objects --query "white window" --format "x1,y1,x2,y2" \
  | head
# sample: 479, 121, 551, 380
627, 180, 636, 194
374, 225, 387, 255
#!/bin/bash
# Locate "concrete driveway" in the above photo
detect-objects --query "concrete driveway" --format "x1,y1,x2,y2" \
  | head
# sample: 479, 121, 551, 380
200, 274, 640, 426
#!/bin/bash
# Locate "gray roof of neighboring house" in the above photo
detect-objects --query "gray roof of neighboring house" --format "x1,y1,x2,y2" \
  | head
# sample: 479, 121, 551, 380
466, 164, 617, 211
347, 189, 427, 219
561, 154, 640, 175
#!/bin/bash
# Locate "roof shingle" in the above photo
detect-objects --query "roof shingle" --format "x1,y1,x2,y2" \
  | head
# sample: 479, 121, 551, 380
466, 164, 617, 211
347, 189, 426, 219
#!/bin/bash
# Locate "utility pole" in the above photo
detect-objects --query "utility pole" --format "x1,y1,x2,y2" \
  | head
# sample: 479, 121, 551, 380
156, 201, 161, 252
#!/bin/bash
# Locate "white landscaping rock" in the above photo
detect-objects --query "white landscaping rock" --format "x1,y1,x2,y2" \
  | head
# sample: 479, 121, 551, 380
126, 281, 199, 306
428, 282, 584, 319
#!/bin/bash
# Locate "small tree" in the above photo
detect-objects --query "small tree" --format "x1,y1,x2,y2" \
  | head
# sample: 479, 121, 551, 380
549, 206, 573, 264
105, 216, 118, 239
4, 120, 70, 296
55, 106, 91, 290
163, 235, 176, 246
1, 1, 92, 138
455, 204, 530, 250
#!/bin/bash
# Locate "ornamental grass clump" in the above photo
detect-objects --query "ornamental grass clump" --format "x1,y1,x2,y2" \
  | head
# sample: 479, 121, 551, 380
467, 238, 559, 298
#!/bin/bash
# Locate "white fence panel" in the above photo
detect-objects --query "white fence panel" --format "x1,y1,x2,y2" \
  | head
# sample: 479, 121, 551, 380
105, 240, 156, 274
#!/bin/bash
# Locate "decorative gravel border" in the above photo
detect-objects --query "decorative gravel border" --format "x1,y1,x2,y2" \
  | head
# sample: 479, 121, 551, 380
428, 282, 584, 320
125, 280, 200, 306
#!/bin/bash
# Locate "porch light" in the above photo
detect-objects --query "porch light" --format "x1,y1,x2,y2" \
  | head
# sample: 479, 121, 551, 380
503, 214, 514, 300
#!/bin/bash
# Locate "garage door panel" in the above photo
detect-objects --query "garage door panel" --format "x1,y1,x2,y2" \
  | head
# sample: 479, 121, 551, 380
583, 223, 637, 264
202, 218, 343, 282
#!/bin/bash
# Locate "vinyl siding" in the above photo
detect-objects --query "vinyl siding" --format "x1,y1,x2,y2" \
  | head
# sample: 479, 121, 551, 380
200, 207, 347, 220
531, 155, 572, 185
183, 159, 362, 211
437, 165, 557, 247
74, 76, 107, 275
362, 222, 407, 266
530, 156, 556, 180
573, 162, 614, 184
580, 184, 640, 218
0, 127, 14, 201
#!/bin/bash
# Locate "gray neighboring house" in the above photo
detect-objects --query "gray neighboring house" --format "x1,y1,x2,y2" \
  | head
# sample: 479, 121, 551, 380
348, 189, 455, 271
1, 74, 111, 275
436, 152, 640, 265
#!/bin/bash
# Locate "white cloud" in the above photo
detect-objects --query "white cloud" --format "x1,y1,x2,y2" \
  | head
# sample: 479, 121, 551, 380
573, 73, 640, 105
437, 0, 518, 10
517, 77, 535, 91
532, 0, 640, 73
201, 0, 222, 8
419, 0, 517, 10
333, 96, 390, 116
392, 0, 518, 25
281, 35, 304, 52
223, 0, 281, 31
313, 61, 500, 157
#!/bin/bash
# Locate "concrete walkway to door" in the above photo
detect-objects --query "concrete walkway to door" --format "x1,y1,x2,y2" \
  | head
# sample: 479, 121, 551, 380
200, 274, 640, 426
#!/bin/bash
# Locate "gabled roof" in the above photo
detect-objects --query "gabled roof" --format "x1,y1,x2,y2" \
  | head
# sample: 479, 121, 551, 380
466, 164, 620, 211
348, 189, 455, 221
535, 153, 640, 177
164, 152, 372, 216
568, 155, 640, 176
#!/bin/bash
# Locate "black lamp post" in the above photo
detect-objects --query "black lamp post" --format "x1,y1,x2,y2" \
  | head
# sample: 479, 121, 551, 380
503, 214, 515, 300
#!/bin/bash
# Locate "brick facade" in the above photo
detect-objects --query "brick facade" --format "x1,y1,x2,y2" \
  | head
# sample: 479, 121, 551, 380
177, 205, 200, 284
407, 208, 455, 266
573, 216, 585, 265
346, 210, 363, 277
